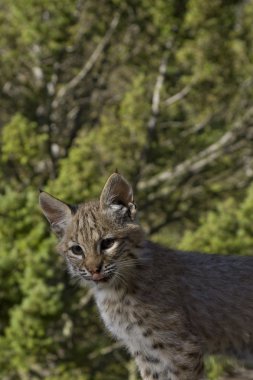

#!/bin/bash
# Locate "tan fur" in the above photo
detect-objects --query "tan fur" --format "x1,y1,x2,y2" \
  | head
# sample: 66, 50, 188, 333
39, 173, 253, 380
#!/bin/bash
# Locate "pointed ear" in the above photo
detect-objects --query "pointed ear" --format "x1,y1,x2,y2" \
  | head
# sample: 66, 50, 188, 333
39, 191, 73, 238
100, 173, 137, 221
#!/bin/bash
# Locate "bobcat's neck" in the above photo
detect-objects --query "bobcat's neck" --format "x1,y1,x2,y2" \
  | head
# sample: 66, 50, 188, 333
93, 275, 150, 354
93, 240, 146, 325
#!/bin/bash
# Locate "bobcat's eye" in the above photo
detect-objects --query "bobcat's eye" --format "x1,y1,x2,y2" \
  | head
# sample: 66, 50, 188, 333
70, 245, 84, 256
101, 238, 115, 251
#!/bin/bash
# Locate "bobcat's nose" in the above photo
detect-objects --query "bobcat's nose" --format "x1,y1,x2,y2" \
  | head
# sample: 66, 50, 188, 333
88, 262, 102, 275
90, 267, 101, 275
88, 263, 105, 281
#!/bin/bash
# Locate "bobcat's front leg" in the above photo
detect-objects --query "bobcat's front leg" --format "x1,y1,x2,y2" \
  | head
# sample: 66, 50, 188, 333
134, 347, 204, 380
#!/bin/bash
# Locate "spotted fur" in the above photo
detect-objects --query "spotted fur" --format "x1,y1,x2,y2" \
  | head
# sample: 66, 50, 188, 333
40, 173, 253, 380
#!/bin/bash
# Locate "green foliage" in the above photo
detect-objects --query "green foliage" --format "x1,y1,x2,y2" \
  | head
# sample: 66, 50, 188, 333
205, 356, 236, 380
1, 0, 253, 379
180, 185, 253, 255
1, 114, 47, 182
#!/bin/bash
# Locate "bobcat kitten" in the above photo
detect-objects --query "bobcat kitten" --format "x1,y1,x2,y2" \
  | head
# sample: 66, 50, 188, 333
39, 173, 253, 380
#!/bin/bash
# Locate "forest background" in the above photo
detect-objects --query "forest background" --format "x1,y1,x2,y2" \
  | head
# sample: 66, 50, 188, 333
1, 0, 253, 379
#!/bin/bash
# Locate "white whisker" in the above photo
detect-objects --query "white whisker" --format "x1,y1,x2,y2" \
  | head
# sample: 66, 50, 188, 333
114, 271, 128, 288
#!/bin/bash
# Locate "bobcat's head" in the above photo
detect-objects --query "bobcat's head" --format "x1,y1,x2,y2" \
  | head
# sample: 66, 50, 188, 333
39, 173, 144, 287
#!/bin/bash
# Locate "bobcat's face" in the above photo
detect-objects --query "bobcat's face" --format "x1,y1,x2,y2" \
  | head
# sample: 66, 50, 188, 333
39, 173, 144, 287
58, 201, 143, 286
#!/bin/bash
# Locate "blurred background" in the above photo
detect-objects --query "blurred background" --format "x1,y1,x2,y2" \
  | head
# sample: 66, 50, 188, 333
1, 0, 253, 379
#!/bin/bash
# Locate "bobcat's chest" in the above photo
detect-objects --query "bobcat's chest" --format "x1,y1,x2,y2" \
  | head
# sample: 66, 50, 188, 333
94, 288, 151, 352
94, 287, 178, 380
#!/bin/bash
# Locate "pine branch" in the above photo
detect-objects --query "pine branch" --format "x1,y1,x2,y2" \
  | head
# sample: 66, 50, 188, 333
132, 40, 173, 189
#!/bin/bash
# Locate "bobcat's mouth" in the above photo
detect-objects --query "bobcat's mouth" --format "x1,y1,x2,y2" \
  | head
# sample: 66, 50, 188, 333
91, 272, 114, 283
92, 273, 107, 282
78, 269, 115, 283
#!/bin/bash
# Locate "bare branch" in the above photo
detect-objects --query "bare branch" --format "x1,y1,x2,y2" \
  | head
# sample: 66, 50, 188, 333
78, 289, 94, 308
164, 85, 191, 106
181, 114, 213, 137
88, 342, 122, 359
127, 360, 138, 380
138, 131, 233, 189
147, 42, 171, 137
138, 114, 253, 192
52, 12, 120, 111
